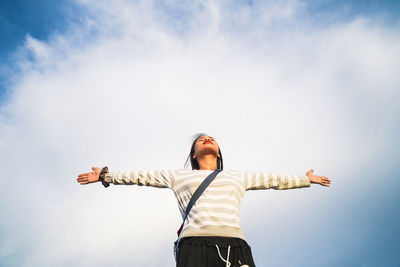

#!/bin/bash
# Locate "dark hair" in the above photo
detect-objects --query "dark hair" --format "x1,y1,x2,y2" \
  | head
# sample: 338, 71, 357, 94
184, 133, 223, 170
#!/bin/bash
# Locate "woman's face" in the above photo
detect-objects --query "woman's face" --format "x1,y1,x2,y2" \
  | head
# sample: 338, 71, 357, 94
193, 135, 220, 159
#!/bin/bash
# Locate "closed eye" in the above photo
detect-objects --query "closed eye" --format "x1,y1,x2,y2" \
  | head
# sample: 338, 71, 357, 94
197, 137, 215, 142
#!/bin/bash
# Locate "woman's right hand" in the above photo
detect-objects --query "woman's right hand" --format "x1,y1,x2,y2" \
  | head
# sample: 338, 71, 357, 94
77, 166, 101, 185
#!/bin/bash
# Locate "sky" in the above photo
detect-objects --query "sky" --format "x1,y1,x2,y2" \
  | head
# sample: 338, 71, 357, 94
0, 0, 399, 266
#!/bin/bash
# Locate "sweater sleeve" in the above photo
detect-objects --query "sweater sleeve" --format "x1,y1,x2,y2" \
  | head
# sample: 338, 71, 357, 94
242, 171, 310, 191
103, 169, 176, 189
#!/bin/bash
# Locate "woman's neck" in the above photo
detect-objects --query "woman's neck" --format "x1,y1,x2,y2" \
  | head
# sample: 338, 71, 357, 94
197, 155, 218, 170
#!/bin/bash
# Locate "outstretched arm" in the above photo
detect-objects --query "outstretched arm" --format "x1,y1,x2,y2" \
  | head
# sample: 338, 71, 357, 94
243, 169, 331, 190
77, 167, 176, 189
306, 169, 331, 187
243, 171, 310, 190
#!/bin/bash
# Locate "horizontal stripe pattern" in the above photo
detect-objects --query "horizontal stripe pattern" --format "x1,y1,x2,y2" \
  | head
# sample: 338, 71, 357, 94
104, 168, 310, 239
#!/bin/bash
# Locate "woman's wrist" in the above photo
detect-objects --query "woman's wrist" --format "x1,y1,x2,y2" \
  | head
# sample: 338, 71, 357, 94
306, 173, 313, 183
99, 166, 110, 187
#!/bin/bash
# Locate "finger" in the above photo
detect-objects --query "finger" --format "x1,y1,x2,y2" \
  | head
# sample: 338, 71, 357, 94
80, 181, 89, 185
322, 181, 330, 187
78, 173, 89, 177
92, 166, 99, 170
77, 177, 87, 182
323, 178, 331, 183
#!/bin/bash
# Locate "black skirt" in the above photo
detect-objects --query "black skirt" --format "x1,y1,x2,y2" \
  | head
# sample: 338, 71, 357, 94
176, 236, 256, 267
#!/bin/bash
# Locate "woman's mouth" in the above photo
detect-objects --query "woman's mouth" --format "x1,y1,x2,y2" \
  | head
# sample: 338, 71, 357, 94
203, 140, 213, 144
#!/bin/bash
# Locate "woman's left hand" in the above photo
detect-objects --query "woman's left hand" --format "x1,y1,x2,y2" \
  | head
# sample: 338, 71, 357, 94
306, 169, 331, 187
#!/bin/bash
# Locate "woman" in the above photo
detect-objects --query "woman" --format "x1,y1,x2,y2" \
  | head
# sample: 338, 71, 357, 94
77, 133, 331, 267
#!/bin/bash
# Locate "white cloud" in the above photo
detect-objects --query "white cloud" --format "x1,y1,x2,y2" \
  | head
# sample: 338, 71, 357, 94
1, 0, 399, 266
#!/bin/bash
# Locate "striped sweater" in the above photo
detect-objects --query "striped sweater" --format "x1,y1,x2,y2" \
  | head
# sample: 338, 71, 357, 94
104, 169, 310, 240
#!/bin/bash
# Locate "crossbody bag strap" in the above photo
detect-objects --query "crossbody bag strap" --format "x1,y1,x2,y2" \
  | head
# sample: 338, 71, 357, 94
177, 169, 221, 236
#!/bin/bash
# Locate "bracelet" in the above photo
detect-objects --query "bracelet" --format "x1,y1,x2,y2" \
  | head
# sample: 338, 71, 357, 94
99, 166, 110, 188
